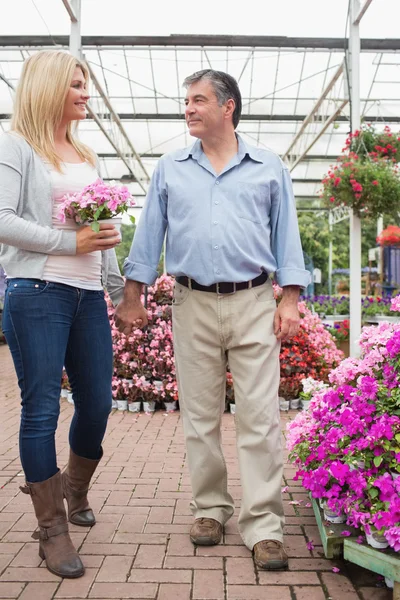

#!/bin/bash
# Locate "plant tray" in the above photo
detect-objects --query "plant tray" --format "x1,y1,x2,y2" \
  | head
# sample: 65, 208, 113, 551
344, 539, 400, 599
311, 496, 357, 559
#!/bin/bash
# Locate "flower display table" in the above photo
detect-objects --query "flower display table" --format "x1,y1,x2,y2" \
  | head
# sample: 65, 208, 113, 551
311, 497, 357, 559
344, 539, 400, 600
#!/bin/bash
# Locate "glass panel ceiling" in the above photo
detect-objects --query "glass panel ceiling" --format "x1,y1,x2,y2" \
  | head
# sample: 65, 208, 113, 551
1, 0, 400, 200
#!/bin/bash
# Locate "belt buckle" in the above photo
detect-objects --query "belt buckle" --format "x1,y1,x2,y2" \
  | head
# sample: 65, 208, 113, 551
216, 282, 236, 295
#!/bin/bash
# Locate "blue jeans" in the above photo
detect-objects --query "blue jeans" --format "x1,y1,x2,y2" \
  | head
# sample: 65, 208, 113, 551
2, 279, 113, 483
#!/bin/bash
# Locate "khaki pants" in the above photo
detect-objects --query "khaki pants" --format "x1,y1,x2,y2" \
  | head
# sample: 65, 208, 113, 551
172, 280, 284, 550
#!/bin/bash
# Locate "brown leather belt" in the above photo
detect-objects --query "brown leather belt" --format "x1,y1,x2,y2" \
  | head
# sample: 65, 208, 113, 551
176, 272, 269, 295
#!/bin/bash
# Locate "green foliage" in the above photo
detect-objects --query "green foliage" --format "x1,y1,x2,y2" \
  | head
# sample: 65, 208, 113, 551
297, 212, 378, 292
114, 223, 165, 276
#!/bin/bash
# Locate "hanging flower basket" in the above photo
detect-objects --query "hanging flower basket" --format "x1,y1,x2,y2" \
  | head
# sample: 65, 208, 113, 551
320, 125, 400, 220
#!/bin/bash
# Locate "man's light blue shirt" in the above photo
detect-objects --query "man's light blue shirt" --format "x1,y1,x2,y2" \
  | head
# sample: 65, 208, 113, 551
124, 135, 310, 288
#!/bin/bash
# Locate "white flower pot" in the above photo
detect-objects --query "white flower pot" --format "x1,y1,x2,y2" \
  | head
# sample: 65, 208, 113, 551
323, 508, 346, 524
60, 389, 68, 399
67, 392, 74, 405
116, 400, 128, 411
301, 400, 311, 410
385, 577, 394, 589
111, 399, 118, 409
229, 403, 236, 415
279, 399, 290, 411
164, 401, 177, 412
153, 380, 163, 391
100, 216, 122, 234
319, 499, 326, 510
289, 398, 300, 409
365, 530, 389, 549
128, 401, 141, 413
143, 400, 156, 413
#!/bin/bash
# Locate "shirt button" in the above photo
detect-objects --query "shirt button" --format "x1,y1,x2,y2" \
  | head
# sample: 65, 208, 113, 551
215, 201, 219, 205
216, 269, 221, 274
215, 181, 220, 185
213, 221, 218, 225
214, 245, 219, 250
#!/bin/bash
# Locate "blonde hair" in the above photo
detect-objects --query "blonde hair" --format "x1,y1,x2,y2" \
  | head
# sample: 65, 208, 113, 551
11, 50, 95, 171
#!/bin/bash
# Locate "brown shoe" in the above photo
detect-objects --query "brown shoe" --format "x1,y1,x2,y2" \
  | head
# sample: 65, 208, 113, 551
190, 518, 223, 546
20, 471, 84, 579
62, 448, 102, 527
253, 540, 288, 570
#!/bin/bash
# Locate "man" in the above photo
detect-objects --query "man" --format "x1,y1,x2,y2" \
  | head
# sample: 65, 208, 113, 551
115, 69, 310, 570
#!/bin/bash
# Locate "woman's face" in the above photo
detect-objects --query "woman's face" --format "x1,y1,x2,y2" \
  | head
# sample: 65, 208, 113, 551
62, 66, 90, 123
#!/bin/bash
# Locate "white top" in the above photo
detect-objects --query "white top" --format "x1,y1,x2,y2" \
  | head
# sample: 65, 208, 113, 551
42, 162, 102, 290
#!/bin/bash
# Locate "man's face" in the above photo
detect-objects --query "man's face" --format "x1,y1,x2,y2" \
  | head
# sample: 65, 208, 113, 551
184, 79, 226, 139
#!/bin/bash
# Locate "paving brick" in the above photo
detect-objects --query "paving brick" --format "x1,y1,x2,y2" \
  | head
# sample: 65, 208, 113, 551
133, 544, 166, 568
193, 570, 224, 599
79, 543, 138, 556
293, 586, 326, 600
0, 582, 25, 598
55, 568, 98, 598
96, 555, 133, 582
0, 567, 61, 582
165, 556, 223, 570
158, 583, 191, 600
227, 585, 292, 599
129, 568, 191, 583
89, 582, 157, 598
258, 571, 320, 585
148, 506, 174, 523
321, 572, 361, 598
167, 535, 195, 557
226, 557, 256, 584
17, 582, 58, 600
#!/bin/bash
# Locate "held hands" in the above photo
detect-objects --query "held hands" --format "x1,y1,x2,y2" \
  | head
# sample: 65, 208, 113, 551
114, 281, 149, 336
76, 223, 121, 255
114, 299, 148, 336
274, 286, 301, 341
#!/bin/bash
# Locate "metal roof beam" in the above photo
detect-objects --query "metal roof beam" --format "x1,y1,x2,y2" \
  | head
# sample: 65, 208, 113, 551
1, 35, 400, 51
61, 0, 78, 23
85, 63, 151, 192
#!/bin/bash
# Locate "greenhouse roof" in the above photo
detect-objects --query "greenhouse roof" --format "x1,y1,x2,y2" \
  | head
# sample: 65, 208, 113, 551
1, 0, 400, 203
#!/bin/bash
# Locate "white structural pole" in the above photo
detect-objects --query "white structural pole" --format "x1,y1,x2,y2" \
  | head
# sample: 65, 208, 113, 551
328, 211, 333, 296
69, 0, 82, 59
349, 0, 362, 356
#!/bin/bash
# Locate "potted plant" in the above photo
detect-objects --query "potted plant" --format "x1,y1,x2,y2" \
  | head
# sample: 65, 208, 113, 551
328, 319, 350, 356
60, 369, 70, 400
226, 371, 235, 414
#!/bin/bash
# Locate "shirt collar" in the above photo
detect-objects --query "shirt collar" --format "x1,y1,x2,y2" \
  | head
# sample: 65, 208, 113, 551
174, 134, 264, 164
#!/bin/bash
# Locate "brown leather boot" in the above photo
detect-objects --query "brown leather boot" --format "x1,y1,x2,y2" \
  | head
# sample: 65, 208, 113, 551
62, 448, 102, 527
253, 540, 288, 570
190, 518, 223, 546
20, 470, 84, 578
62, 449, 103, 527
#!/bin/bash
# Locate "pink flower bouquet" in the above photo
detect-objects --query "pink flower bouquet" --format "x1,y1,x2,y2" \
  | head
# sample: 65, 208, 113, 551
58, 178, 135, 232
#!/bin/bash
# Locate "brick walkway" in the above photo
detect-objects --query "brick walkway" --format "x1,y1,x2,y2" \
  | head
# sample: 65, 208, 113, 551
0, 345, 391, 600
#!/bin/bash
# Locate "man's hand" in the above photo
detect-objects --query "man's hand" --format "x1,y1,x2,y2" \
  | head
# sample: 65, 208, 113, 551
274, 286, 301, 341
114, 280, 148, 335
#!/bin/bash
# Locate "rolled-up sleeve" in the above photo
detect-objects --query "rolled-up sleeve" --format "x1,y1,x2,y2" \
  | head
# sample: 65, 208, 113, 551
270, 167, 311, 288
123, 160, 168, 285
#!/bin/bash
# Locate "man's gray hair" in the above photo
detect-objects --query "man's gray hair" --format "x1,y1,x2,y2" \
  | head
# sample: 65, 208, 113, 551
183, 69, 242, 129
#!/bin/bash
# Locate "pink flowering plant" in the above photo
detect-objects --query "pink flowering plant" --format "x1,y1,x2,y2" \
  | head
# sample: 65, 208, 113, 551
58, 179, 135, 232
287, 300, 400, 551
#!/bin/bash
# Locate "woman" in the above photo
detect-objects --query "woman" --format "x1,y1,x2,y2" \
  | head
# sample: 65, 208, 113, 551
0, 51, 124, 578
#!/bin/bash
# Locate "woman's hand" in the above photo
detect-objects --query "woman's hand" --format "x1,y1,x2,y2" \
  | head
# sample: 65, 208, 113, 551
76, 223, 120, 254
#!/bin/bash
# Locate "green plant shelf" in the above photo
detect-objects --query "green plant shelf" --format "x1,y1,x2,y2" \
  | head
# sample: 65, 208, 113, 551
311, 497, 357, 559
343, 539, 400, 600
